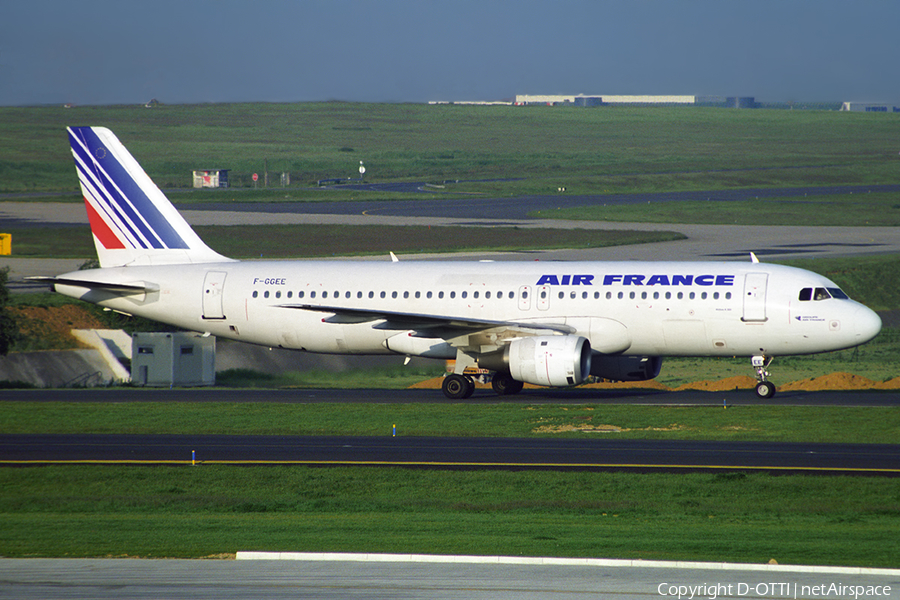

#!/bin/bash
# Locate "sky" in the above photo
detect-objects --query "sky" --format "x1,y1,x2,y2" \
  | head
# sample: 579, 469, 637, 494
2, 0, 898, 106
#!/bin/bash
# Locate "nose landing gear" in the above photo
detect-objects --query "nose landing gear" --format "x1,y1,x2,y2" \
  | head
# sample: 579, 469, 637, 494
752, 355, 776, 398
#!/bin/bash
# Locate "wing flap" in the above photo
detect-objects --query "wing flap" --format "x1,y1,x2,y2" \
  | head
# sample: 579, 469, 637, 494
278, 304, 575, 334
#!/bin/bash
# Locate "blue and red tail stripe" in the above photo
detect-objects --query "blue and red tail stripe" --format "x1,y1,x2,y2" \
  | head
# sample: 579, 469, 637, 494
68, 127, 188, 250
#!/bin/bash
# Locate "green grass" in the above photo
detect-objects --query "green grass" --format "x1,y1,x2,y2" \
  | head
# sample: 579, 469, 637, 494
3, 224, 684, 259
532, 192, 900, 227
0, 467, 897, 567
2, 103, 898, 194
2, 402, 898, 444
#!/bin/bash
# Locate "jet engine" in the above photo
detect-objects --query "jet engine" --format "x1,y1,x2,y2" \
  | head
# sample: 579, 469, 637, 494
481, 335, 592, 387
590, 355, 662, 381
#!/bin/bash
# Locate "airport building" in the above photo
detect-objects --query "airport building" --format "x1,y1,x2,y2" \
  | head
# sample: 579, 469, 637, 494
840, 102, 900, 113
513, 94, 757, 108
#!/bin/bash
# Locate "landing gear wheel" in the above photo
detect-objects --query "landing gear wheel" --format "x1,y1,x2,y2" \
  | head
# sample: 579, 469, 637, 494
751, 355, 776, 399
442, 373, 475, 399
491, 374, 524, 396
755, 381, 776, 399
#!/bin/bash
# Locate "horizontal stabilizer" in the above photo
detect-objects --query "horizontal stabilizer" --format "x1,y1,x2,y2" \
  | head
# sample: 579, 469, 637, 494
26, 276, 158, 294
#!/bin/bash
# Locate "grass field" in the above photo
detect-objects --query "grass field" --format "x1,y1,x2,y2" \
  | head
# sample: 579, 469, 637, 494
2, 103, 898, 197
1, 467, 898, 567
5, 224, 684, 259
2, 401, 898, 444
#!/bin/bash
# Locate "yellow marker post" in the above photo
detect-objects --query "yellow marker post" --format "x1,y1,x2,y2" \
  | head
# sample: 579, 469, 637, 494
0, 234, 11, 255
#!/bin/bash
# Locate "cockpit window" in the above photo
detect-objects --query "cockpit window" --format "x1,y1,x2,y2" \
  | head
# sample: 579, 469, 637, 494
799, 287, 850, 301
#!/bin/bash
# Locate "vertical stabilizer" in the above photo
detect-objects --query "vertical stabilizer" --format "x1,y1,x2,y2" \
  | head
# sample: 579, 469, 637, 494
67, 126, 232, 267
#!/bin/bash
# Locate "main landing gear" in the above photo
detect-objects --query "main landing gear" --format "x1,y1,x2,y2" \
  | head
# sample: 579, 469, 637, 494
752, 355, 776, 399
441, 372, 525, 399
442, 373, 475, 399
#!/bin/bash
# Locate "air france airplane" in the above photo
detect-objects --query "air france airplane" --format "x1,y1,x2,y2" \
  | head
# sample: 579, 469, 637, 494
41, 127, 882, 399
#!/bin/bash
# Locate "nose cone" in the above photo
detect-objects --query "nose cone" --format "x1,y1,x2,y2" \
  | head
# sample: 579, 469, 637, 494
852, 305, 882, 345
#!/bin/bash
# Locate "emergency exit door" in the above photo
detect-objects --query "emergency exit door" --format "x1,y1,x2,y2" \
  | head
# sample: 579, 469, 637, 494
202, 271, 227, 320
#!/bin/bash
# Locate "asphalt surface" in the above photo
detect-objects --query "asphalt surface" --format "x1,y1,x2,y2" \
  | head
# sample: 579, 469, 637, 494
3, 433, 898, 474
3, 557, 898, 600
1, 387, 897, 405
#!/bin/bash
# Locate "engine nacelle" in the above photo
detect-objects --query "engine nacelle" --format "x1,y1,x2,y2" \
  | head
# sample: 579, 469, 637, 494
590, 355, 662, 381
486, 335, 591, 387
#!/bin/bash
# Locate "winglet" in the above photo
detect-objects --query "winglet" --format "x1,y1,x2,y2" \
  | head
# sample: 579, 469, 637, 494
750, 252, 760, 263
390, 252, 399, 262
67, 127, 233, 268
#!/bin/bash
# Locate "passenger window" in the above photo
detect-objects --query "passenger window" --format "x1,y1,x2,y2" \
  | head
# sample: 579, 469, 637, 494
450, 291, 456, 299
462, 291, 468, 299
275, 291, 281, 299
252, 291, 258, 298
799, 288, 812, 301
264, 291, 270, 299
299, 291, 305, 299
439, 291, 444, 299
473, 291, 479, 299
287, 291, 292, 298
427, 291, 432, 299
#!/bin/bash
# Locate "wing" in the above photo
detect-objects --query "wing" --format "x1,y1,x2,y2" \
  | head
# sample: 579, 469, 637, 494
278, 303, 575, 335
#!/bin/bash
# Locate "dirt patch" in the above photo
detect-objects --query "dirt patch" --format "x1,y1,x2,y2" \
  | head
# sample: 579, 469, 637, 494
410, 372, 896, 392
781, 372, 900, 391
533, 423, 688, 434
11, 305, 106, 349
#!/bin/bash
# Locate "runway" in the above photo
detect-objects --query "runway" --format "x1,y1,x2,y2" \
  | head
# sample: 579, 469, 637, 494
3, 433, 898, 474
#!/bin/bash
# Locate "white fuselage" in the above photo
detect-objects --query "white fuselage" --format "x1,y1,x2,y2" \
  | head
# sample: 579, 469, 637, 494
55, 259, 882, 360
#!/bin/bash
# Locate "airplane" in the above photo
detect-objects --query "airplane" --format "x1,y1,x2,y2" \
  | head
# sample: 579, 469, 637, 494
37, 126, 883, 399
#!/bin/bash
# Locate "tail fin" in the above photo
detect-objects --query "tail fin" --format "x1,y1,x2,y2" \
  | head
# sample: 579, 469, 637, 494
67, 126, 232, 268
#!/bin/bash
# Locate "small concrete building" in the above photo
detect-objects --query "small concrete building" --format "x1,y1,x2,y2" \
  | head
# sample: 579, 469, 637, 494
131, 332, 216, 387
